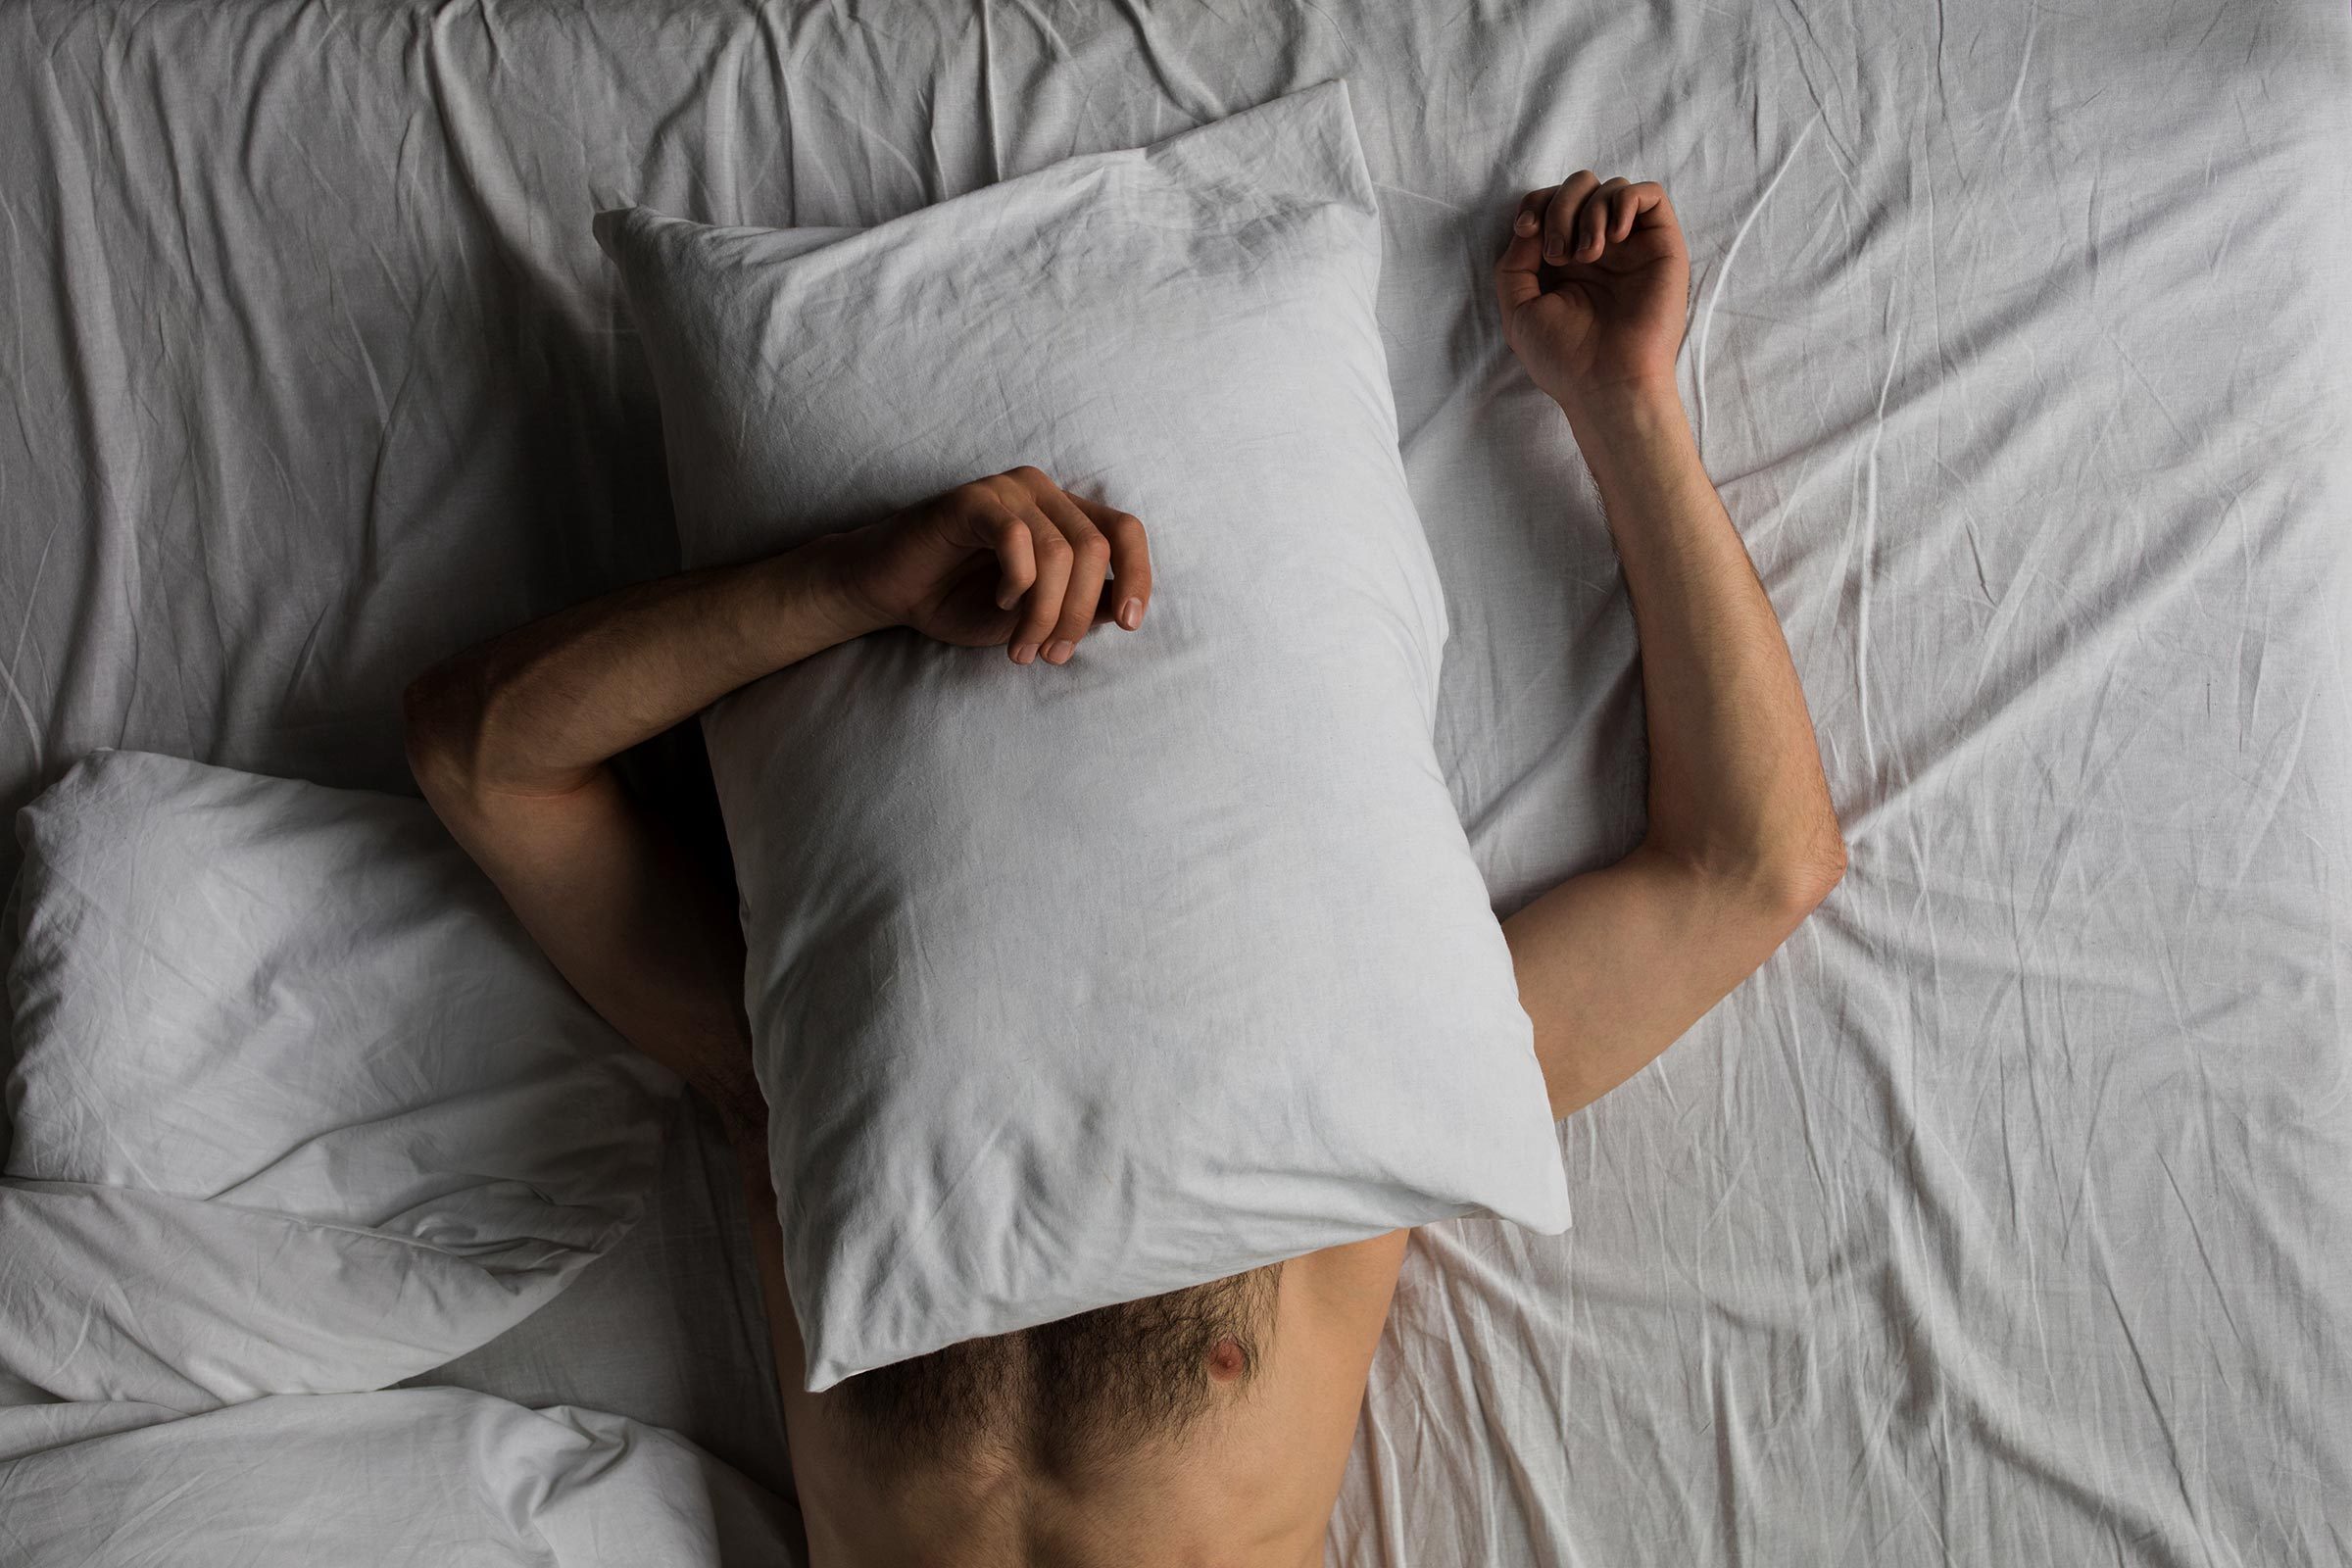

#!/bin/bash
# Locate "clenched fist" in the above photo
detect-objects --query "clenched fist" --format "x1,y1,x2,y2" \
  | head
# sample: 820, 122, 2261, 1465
829, 466, 1153, 666
1494, 173, 1690, 416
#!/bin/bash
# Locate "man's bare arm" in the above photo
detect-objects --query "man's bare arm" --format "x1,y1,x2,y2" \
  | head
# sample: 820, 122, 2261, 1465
1495, 174, 1844, 1120
1567, 390, 1844, 891
403, 467, 1152, 1430
401, 537, 886, 1140
400, 468, 1156, 1145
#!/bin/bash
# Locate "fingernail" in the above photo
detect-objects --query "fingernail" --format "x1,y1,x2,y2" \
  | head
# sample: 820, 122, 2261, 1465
1544, 238, 1563, 263
998, 589, 1021, 611
1118, 598, 1143, 630
1012, 643, 1038, 664
1514, 213, 1536, 234
1044, 639, 1075, 664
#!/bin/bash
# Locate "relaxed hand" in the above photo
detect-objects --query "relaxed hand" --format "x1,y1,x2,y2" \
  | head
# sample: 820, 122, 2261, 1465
830, 466, 1153, 664
1494, 173, 1690, 416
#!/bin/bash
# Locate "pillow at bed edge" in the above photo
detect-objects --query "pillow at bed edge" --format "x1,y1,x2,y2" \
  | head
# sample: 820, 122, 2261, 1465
1, 748, 679, 1405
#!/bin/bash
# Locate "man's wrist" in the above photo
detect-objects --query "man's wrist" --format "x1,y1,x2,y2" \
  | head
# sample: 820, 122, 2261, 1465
752, 533, 896, 653
1554, 378, 1699, 486
1551, 374, 1686, 439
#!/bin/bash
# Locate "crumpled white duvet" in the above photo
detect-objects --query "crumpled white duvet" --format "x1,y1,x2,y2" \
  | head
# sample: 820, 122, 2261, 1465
0, 751, 682, 1410
0, 754, 803, 1562
0, 1388, 805, 1567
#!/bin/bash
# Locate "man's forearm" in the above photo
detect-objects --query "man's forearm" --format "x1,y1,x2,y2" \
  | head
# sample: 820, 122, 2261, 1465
408, 532, 884, 795
1561, 387, 1843, 891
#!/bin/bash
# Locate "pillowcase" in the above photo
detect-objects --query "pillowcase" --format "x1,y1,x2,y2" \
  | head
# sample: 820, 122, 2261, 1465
0, 750, 677, 1408
596, 77, 1571, 1392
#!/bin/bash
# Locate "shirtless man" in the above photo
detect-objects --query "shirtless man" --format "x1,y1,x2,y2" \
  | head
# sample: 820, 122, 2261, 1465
403, 172, 1844, 1567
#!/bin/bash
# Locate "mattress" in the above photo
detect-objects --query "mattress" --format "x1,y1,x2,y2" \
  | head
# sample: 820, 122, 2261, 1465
5, 1, 2350, 1562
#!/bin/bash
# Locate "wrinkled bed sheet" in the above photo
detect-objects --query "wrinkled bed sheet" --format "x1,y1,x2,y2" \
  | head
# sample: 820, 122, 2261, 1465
3, 1, 2350, 1564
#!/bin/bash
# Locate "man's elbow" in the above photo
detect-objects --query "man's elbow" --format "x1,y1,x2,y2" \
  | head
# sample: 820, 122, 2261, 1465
1761, 830, 1847, 920
400, 662, 488, 806
1651, 822, 1847, 920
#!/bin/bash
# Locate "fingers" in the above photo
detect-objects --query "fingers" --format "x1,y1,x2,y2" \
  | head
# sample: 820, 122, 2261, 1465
1541, 171, 1601, 267
1608, 182, 1640, 242
1072, 496, 1152, 631
1027, 486, 1109, 664
1580, 176, 1631, 260
1502, 172, 1674, 270
1494, 187, 1551, 316
1616, 180, 1672, 243
992, 474, 1072, 665
982, 504, 1037, 612
986, 466, 1154, 666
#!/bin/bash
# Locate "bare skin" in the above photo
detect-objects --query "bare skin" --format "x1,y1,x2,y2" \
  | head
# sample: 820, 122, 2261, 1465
744, 1140, 1411, 1568
403, 174, 1842, 1566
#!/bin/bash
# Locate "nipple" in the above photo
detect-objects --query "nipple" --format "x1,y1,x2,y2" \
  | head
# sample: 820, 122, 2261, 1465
1206, 1337, 1247, 1382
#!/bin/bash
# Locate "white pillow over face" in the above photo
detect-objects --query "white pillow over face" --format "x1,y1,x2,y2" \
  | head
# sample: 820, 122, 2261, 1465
0, 750, 677, 1407
596, 78, 1570, 1392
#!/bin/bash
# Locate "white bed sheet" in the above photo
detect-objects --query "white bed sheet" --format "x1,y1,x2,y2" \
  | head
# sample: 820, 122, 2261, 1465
3, 1, 2349, 1563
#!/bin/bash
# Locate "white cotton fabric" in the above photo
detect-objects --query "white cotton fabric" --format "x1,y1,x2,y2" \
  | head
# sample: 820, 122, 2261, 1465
1, 750, 678, 1406
3, 1, 2350, 1561
596, 79, 1574, 1390
0, 1387, 805, 1567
